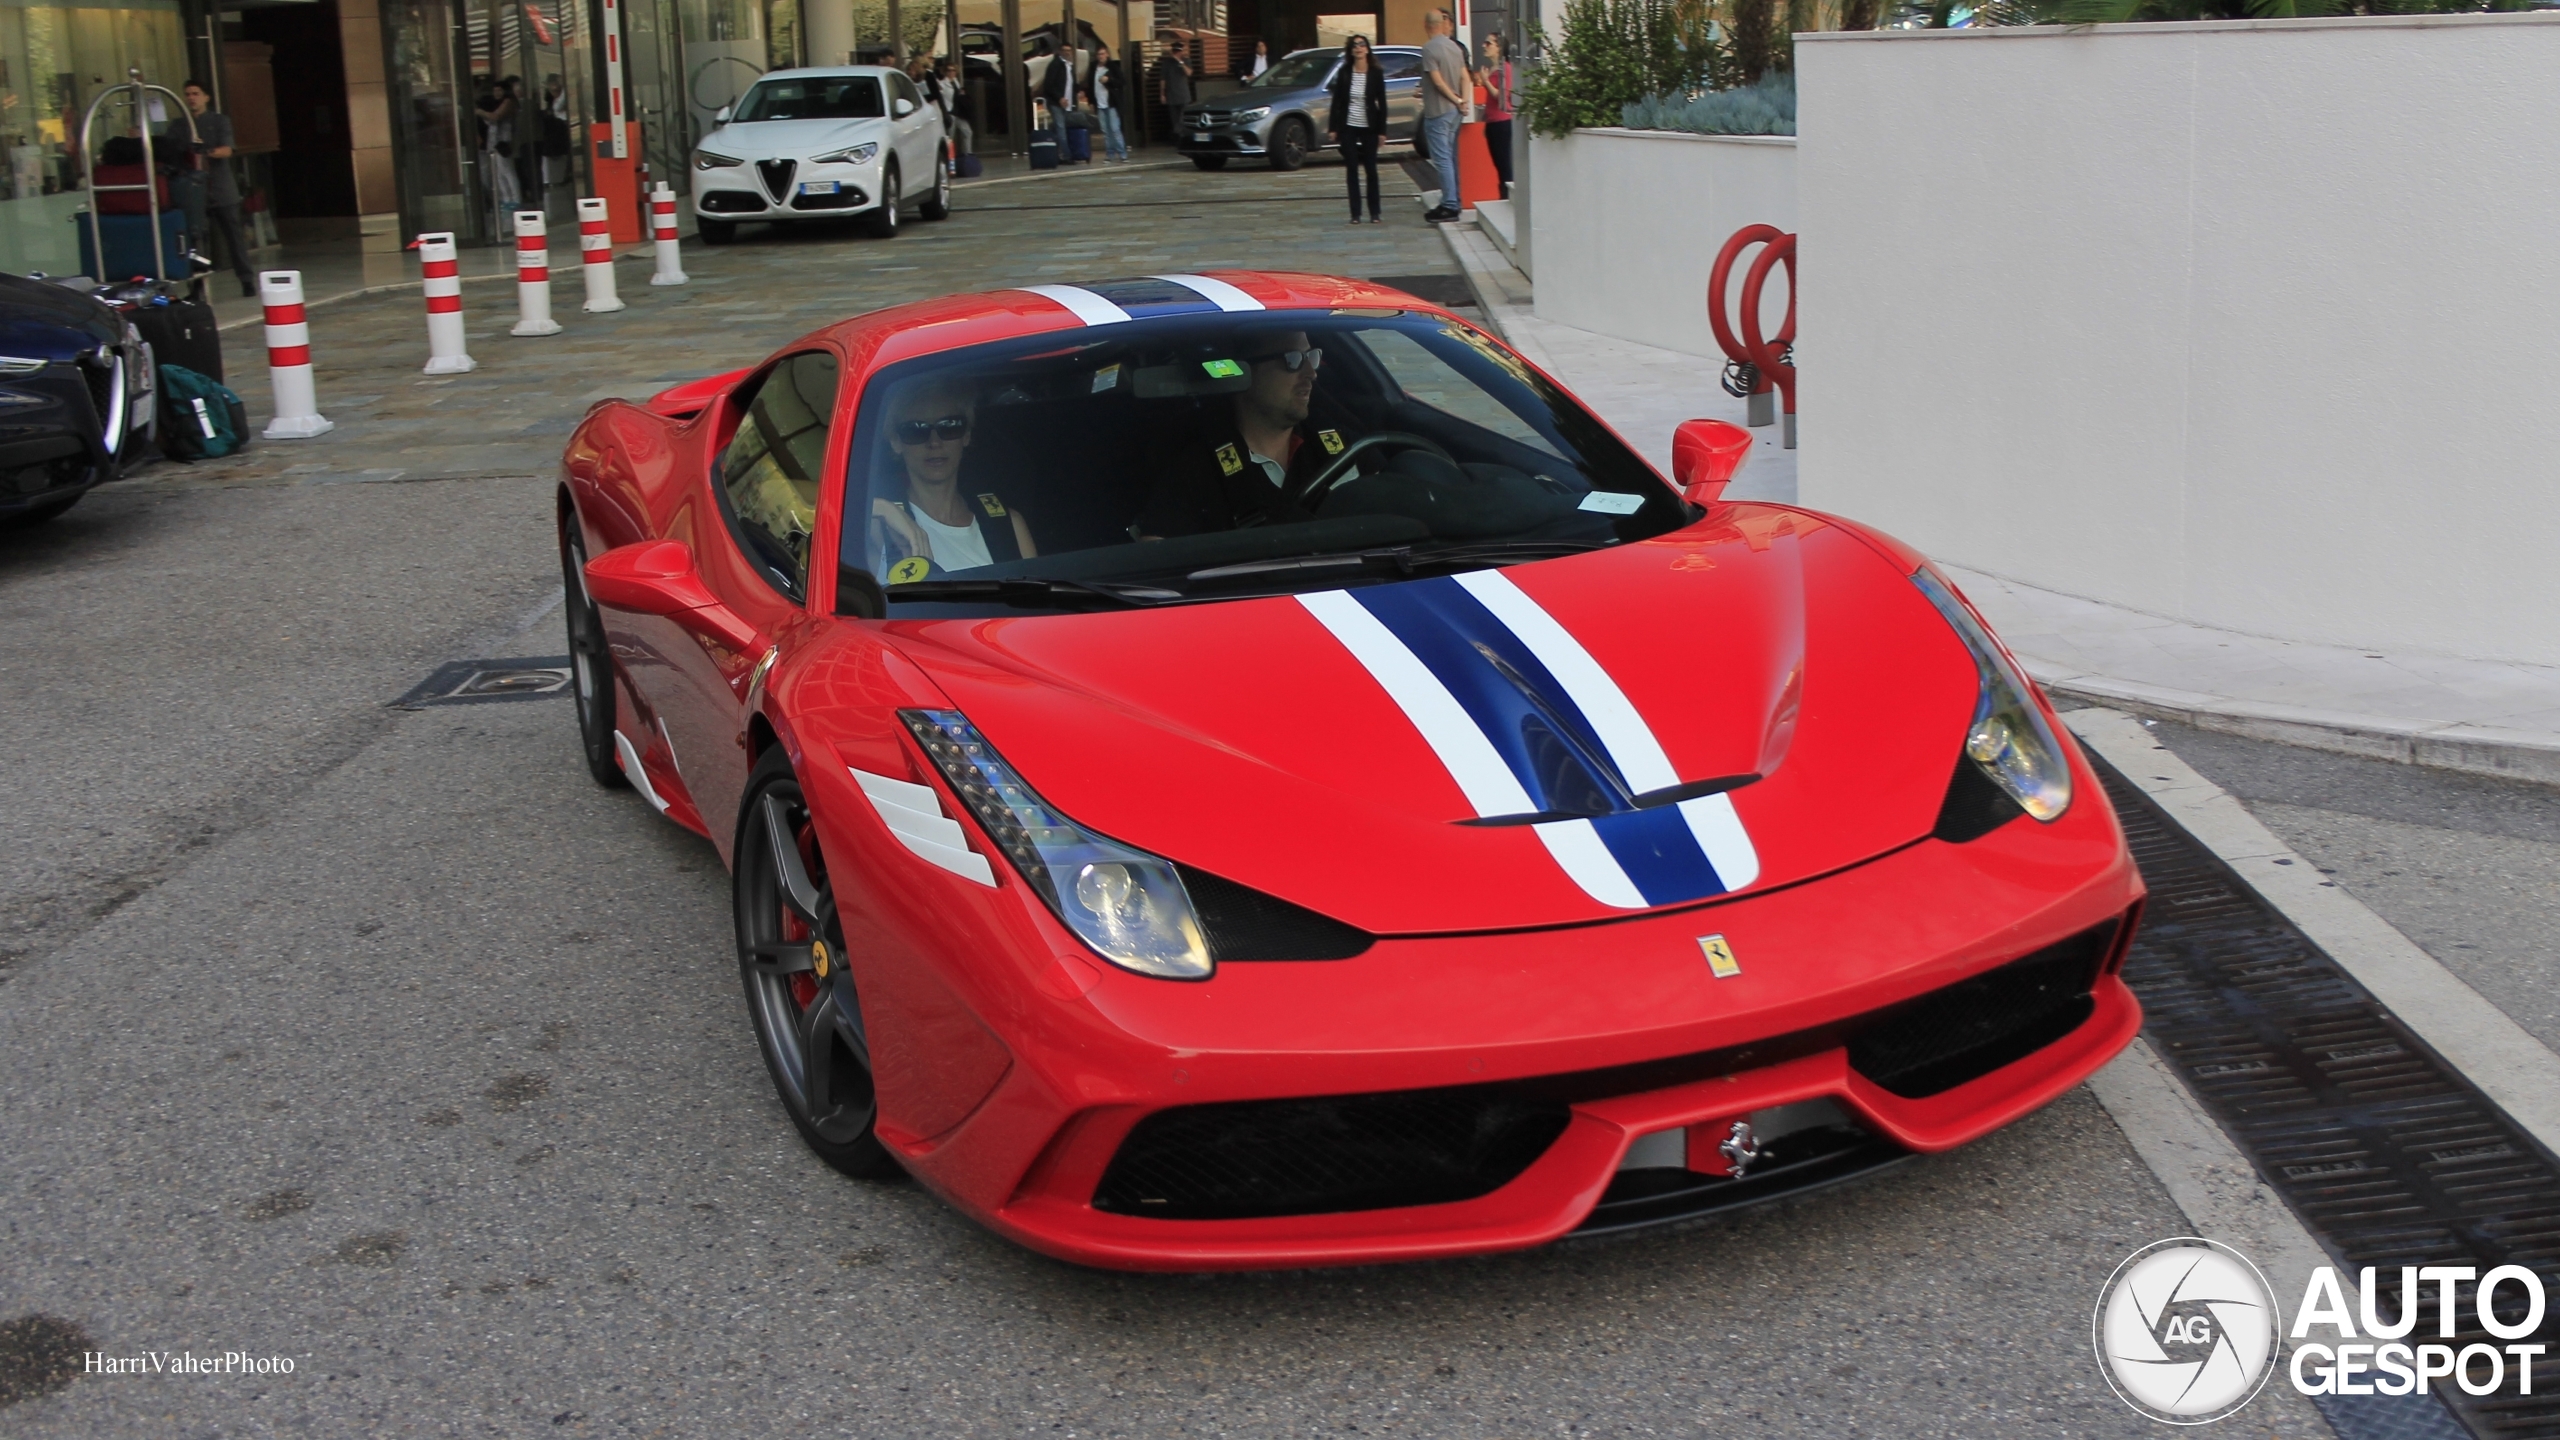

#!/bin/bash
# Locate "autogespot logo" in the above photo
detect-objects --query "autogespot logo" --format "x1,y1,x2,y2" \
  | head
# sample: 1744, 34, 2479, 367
2094, 1239, 2282, 1424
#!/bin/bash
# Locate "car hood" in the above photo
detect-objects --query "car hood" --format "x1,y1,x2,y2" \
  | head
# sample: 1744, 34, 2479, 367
886, 508, 1982, 935
705, 117, 887, 159
0, 273, 118, 359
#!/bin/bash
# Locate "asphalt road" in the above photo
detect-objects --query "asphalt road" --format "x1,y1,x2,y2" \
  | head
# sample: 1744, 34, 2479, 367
0, 165, 2414, 1438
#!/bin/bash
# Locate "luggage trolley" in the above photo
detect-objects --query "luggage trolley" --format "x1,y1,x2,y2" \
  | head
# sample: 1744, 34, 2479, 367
78, 68, 200, 288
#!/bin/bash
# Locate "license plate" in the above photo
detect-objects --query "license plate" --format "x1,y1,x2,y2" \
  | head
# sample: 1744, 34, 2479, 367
1192, 132, 1211, 144
799, 180, 839, 195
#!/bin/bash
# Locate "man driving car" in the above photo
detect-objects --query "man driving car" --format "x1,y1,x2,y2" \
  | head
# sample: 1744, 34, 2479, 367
1135, 329, 1354, 538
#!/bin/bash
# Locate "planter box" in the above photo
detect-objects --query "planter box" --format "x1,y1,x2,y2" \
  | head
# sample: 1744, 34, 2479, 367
1527, 127, 1796, 361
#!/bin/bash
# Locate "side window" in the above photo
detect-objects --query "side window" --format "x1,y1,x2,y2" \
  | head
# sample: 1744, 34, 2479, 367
717, 350, 840, 598
890, 72, 922, 110
1386, 55, 1423, 80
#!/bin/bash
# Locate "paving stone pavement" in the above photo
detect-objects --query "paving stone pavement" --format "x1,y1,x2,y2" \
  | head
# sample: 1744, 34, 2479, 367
156, 161, 1451, 495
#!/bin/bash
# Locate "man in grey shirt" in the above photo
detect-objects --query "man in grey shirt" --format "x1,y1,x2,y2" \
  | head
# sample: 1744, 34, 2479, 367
174, 80, 254, 295
1419, 10, 1469, 223
1157, 36, 1193, 114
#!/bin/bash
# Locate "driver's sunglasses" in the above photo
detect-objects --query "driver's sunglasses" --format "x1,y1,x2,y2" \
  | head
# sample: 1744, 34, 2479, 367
1247, 347, 1323, 373
894, 415, 970, 445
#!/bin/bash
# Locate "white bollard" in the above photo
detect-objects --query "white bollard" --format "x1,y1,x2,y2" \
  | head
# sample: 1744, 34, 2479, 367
648, 184, 688, 287
510, 210, 562, 336
258, 270, 333, 439
577, 198, 625, 313
416, 232, 476, 375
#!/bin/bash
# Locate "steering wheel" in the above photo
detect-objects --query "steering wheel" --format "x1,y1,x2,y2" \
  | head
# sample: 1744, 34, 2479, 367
1281, 431, 1457, 513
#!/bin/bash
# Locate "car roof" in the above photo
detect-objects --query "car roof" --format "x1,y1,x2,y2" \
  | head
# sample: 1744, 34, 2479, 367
790, 272, 1470, 377
749, 65, 902, 80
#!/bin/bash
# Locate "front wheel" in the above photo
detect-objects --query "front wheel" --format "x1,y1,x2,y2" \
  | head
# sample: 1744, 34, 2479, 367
920, 159, 951, 221
735, 749, 898, 1179
560, 516, 627, 789
697, 217, 737, 245
1190, 155, 1227, 171
862, 165, 901, 238
1267, 118, 1310, 172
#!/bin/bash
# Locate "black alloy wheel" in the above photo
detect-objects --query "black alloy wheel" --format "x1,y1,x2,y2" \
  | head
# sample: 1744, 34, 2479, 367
1267, 117, 1311, 172
1191, 154, 1227, 171
863, 164, 901, 238
735, 749, 899, 1178
921, 159, 952, 221
697, 217, 737, 245
560, 516, 627, 789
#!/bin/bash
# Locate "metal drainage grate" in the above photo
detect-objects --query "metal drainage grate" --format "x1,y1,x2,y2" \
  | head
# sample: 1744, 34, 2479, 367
392, 656, 574, 709
2098, 755, 2560, 1440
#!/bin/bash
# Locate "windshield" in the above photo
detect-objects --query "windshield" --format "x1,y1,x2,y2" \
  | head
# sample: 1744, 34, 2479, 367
731, 76, 885, 122
840, 308, 1689, 615
1250, 49, 1340, 89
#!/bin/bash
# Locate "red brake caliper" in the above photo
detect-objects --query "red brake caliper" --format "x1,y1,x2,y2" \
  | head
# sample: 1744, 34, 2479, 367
784, 816, 824, 1011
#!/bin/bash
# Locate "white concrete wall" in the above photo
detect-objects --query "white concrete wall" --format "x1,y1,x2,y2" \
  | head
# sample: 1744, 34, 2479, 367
1529, 128, 1797, 361
1796, 14, 2560, 667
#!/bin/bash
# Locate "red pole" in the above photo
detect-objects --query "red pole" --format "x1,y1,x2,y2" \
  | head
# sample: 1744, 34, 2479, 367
1710, 224, 1786, 428
1738, 233, 1798, 450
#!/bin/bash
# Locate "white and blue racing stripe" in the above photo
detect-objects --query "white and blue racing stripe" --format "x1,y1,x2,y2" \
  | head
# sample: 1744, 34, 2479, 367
1016, 275, 1265, 325
1298, 575, 1759, 909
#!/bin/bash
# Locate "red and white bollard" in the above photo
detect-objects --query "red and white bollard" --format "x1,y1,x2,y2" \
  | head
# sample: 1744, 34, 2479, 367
510, 210, 562, 336
648, 183, 688, 287
258, 270, 332, 439
416, 231, 476, 375
577, 198, 625, 313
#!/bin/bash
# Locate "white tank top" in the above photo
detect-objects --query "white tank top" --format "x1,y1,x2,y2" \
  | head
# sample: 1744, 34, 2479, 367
908, 503, 993, 571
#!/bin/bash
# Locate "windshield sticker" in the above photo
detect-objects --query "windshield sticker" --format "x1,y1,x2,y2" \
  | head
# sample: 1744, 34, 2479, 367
1091, 363, 1121, 393
1201, 358, 1245, 379
1577, 491, 1645, 515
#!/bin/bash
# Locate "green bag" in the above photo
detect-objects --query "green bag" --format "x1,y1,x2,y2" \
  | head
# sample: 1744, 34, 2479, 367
158, 363, 249, 460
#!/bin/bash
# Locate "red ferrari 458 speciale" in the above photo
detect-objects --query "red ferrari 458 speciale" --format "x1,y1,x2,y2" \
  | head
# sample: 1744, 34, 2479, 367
558, 271, 2144, 1271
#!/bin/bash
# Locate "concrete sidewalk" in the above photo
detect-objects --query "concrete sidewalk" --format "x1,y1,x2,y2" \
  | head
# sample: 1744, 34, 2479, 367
1441, 218, 2560, 786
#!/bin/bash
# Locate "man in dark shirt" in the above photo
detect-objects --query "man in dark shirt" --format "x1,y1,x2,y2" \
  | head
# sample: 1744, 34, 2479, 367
170, 80, 255, 295
1156, 37, 1193, 113
1136, 329, 1353, 537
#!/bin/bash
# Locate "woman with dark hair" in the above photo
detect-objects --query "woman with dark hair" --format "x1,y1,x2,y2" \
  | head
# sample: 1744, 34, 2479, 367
1479, 33, 1517, 198
1326, 35, 1386, 225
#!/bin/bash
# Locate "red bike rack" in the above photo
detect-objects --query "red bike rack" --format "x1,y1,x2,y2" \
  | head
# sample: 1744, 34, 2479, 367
1708, 224, 1796, 444
1739, 232, 1797, 450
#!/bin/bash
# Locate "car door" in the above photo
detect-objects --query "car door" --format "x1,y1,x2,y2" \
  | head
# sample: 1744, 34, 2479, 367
888, 71, 937, 184
1383, 51, 1424, 143
661, 348, 843, 855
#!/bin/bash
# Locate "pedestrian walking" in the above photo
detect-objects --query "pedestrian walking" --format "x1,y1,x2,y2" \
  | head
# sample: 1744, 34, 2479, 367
168, 79, 254, 295
1327, 35, 1386, 225
476, 77, 520, 216
1039, 37, 1076, 159
1419, 9, 1468, 222
1239, 39, 1270, 81
537, 74, 573, 211
1478, 34, 1516, 199
1092, 43, 1130, 162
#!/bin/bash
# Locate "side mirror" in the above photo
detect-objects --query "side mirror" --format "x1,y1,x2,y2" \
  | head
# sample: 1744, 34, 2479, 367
1671, 419, 1753, 507
714, 105, 732, 124
893, 97, 916, 118
588, 541, 764, 652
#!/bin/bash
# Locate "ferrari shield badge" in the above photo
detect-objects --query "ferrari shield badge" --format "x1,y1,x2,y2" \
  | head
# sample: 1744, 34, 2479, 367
1318, 428, 1345, 455
976, 492, 1008, 517
887, 555, 933, 585
1698, 934, 1741, 979
1215, 442, 1244, 477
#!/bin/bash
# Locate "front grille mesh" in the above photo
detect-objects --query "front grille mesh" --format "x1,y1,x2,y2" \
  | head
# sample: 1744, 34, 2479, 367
1847, 921, 2118, 1098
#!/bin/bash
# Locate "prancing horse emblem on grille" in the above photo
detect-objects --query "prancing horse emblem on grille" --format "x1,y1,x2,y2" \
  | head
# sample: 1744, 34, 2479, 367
1719, 1119, 1761, 1177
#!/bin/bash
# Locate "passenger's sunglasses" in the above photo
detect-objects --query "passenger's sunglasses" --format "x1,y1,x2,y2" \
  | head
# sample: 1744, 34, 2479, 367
1246, 347, 1323, 373
894, 416, 971, 445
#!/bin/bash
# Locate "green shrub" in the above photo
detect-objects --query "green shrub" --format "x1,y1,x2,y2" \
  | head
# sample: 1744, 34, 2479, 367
1621, 72, 1796, 135
1521, 0, 1715, 139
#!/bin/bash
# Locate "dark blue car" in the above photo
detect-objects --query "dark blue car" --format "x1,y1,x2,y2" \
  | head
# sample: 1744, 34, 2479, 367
0, 272, 157, 524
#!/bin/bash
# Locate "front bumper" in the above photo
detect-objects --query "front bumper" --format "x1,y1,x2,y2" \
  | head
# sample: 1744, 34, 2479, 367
1175, 111, 1278, 156
693, 164, 881, 220
809, 732, 2145, 1273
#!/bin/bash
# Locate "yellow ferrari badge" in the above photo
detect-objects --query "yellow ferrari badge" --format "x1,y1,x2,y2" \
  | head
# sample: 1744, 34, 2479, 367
1215, 442, 1244, 477
1698, 934, 1741, 979
811, 939, 831, 979
886, 555, 933, 585
1319, 428, 1345, 456
976, 493, 1007, 518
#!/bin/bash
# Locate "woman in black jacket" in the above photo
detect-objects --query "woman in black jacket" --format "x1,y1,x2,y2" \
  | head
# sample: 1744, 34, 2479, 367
1326, 35, 1388, 224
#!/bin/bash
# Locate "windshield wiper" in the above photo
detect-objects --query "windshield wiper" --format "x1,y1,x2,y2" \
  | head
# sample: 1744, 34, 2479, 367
1184, 539, 1609, 587
885, 577, 1179, 610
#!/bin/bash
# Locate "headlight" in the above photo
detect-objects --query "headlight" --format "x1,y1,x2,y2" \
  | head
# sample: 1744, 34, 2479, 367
1912, 567, 2071, 822
693, 150, 741, 170
810, 143, 878, 165
1232, 106, 1271, 124
902, 709, 1212, 980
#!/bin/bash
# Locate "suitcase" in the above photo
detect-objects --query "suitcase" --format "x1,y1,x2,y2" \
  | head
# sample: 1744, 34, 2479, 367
957, 152, 983, 178
74, 210, 192, 283
1028, 137, 1059, 171
1065, 125, 1091, 163
102, 279, 223, 383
